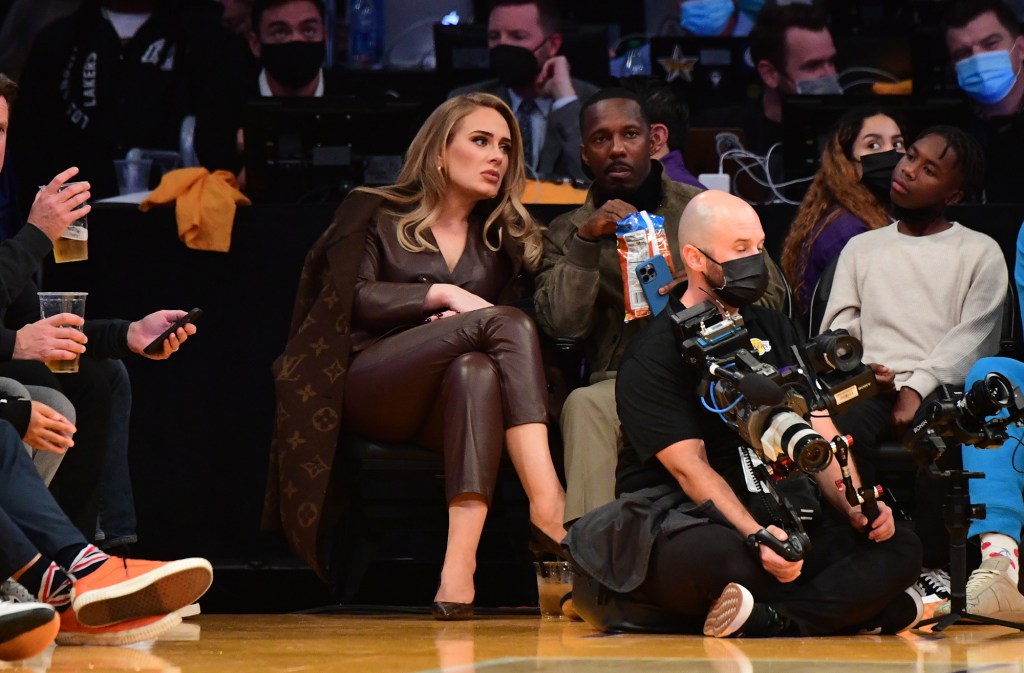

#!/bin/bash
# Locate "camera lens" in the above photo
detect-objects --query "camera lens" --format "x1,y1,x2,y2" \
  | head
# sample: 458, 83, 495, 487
762, 411, 833, 473
962, 372, 1014, 421
806, 330, 863, 373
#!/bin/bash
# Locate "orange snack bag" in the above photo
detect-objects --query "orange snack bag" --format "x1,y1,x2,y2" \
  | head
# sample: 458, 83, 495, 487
615, 210, 674, 322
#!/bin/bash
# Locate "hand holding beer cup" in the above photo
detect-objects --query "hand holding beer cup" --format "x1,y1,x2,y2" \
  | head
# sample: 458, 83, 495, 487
14, 311, 87, 372
32, 167, 91, 263
127, 309, 198, 360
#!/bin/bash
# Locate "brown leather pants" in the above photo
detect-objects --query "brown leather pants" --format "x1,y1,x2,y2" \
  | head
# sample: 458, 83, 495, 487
344, 306, 548, 504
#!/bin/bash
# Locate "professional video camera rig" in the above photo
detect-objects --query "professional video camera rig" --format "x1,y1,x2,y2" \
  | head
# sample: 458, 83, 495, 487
903, 372, 1024, 631
673, 300, 1024, 631
671, 300, 881, 561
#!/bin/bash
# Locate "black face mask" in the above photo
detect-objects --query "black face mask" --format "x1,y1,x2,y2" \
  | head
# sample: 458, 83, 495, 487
858, 149, 902, 202
702, 251, 769, 307
489, 44, 541, 89
260, 40, 325, 90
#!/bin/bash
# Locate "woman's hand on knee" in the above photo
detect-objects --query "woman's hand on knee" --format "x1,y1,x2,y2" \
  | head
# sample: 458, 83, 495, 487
425, 284, 493, 315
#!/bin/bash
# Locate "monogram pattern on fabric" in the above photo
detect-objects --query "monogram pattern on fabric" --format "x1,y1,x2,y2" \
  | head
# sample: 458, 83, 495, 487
323, 360, 346, 384
285, 431, 306, 451
310, 338, 329, 356
312, 407, 339, 432
264, 193, 384, 578
297, 314, 318, 335
278, 354, 308, 382
302, 455, 329, 479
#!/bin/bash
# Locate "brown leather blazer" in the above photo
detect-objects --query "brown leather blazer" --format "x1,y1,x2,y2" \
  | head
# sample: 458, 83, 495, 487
264, 190, 532, 579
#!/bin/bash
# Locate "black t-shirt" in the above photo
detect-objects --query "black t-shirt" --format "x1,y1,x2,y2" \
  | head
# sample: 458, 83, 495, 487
615, 299, 804, 498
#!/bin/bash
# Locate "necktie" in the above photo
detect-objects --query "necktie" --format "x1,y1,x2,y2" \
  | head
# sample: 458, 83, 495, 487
516, 99, 537, 169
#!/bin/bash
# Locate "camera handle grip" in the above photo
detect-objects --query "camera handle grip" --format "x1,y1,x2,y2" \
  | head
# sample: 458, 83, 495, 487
746, 528, 810, 562
858, 486, 883, 530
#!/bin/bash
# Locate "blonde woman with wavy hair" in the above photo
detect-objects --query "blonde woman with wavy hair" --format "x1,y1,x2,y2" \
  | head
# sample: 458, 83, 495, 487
780, 107, 905, 314
343, 93, 566, 620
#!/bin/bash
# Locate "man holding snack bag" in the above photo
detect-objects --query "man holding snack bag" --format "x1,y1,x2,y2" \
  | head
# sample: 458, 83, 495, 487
535, 88, 788, 525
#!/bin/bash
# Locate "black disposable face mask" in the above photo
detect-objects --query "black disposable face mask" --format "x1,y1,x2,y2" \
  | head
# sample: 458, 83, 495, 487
858, 149, 902, 202
489, 43, 542, 89
702, 250, 768, 307
260, 40, 325, 90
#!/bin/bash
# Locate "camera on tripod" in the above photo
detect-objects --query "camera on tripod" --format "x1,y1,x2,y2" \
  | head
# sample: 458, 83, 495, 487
671, 301, 878, 479
904, 372, 1024, 463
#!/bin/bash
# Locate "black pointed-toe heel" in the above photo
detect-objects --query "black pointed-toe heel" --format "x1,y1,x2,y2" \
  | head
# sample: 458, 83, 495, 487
431, 601, 475, 621
528, 522, 568, 562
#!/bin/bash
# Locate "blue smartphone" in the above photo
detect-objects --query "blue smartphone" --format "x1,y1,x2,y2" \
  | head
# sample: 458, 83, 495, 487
635, 256, 674, 317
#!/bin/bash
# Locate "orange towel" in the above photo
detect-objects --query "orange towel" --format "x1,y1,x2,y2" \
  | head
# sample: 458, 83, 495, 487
139, 167, 251, 252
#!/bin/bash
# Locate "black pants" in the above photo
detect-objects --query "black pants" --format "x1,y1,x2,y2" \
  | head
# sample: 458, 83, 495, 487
834, 393, 958, 568
573, 517, 922, 636
0, 358, 112, 537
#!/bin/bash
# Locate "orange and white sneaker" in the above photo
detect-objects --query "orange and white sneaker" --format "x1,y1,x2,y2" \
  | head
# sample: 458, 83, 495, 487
70, 556, 212, 627
57, 608, 181, 647
0, 600, 59, 661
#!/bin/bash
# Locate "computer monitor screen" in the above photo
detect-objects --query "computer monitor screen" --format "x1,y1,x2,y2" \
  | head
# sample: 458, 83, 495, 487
243, 98, 428, 203
433, 23, 613, 91
781, 95, 972, 180
647, 37, 760, 116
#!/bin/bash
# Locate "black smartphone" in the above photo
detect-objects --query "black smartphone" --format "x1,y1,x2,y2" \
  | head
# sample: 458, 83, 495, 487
143, 308, 202, 355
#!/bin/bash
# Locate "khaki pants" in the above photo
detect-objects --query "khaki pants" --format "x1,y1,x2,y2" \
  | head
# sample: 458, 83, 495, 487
561, 378, 620, 523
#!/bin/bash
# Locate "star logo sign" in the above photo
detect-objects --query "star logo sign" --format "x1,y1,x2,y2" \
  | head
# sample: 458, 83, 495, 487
658, 45, 698, 83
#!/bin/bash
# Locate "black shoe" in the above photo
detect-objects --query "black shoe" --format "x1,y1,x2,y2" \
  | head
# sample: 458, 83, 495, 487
704, 583, 792, 638
858, 587, 923, 635
528, 522, 567, 563
431, 601, 474, 621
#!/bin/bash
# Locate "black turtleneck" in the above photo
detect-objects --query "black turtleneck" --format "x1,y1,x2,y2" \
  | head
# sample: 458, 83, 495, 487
593, 161, 665, 213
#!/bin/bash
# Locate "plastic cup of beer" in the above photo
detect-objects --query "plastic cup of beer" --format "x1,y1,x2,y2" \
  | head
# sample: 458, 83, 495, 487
534, 561, 573, 619
41, 182, 89, 263
38, 292, 87, 374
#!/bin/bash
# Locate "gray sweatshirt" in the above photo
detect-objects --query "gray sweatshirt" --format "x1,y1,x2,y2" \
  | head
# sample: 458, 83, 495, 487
822, 222, 1007, 398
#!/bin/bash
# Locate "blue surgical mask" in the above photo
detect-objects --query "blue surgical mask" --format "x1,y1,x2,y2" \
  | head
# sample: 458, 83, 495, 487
956, 48, 1021, 105
795, 73, 843, 95
680, 0, 734, 37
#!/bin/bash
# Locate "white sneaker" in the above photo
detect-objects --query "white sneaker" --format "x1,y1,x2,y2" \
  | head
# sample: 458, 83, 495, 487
915, 568, 950, 604
704, 584, 754, 638
175, 603, 201, 619
935, 557, 1024, 621
0, 600, 59, 661
0, 579, 36, 604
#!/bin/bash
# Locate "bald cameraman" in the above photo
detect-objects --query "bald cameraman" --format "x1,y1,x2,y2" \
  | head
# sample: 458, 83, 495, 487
565, 190, 922, 637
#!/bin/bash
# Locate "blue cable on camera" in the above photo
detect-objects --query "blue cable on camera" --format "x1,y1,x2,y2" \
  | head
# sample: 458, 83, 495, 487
701, 379, 745, 420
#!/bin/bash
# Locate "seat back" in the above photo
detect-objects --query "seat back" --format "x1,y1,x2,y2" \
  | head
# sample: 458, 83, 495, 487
807, 257, 840, 339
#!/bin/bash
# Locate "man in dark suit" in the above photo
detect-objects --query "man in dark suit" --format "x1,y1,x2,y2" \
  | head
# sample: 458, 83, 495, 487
448, 0, 598, 183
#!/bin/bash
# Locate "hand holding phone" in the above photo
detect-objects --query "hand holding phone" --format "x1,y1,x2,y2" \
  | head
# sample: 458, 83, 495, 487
636, 256, 674, 317
143, 308, 202, 356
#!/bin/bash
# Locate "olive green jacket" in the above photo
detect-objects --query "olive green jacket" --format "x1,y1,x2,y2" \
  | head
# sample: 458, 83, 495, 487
534, 173, 787, 379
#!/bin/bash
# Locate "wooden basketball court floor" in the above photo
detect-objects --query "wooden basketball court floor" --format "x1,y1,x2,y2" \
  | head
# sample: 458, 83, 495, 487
5, 613, 1024, 673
